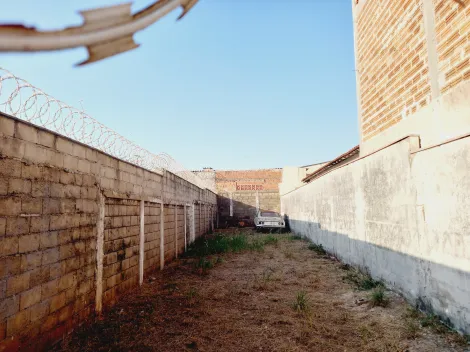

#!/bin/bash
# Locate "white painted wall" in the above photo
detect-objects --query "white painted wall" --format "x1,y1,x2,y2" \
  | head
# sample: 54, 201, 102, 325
281, 136, 470, 333
279, 163, 328, 196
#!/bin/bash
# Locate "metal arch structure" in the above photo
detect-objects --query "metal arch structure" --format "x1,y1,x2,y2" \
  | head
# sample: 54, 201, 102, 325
0, 67, 214, 192
0, 0, 199, 66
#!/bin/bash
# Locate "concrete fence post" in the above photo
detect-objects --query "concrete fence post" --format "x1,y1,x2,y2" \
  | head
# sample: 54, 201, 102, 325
175, 204, 178, 258
229, 193, 233, 217
139, 200, 145, 285
160, 202, 165, 270
199, 204, 202, 237
191, 204, 196, 243
211, 206, 214, 232
184, 205, 187, 252
95, 192, 105, 314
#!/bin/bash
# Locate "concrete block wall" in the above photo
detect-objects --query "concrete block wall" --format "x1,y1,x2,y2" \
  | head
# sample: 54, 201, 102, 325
102, 199, 140, 307
163, 206, 176, 264
175, 206, 185, 256
143, 203, 161, 273
281, 136, 470, 333
218, 191, 280, 221
0, 113, 216, 351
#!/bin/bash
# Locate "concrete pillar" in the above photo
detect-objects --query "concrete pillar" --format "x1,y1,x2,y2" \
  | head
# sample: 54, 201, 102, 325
210, 207, 214, 232
139, 200, 145, 285
160, 202, 165, 270
184, 205, 187, 251
191, 204, 196, 243
175, 205, 178, 258
199, 204, 202, 237
229, 193, 233, 217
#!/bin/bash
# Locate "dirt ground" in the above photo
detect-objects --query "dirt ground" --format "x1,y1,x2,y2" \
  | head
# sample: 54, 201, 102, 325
55, 230, 468, 352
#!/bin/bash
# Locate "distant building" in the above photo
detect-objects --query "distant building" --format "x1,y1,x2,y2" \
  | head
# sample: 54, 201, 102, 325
193, 168, 283, 225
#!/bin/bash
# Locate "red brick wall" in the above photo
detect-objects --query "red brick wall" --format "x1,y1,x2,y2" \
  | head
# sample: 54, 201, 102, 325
216, 169, 282, 193
216, 169, 282, 221
356, 0, 430, 141
434, 0, 470, 94
354, 0, 470, 142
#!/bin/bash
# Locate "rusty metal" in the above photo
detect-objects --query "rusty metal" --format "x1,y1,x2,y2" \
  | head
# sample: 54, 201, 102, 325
0, 0, 199, 66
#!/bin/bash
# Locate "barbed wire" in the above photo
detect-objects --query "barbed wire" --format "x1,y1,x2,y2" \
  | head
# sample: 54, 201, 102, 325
0, 67, 214, 192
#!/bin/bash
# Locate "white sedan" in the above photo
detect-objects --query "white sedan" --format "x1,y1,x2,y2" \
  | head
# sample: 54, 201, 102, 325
254, 211, 285, 231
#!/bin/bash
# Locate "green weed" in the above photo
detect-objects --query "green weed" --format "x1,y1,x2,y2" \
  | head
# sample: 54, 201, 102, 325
289, 235, 303, 241
292, 291, 310, 313
369, 286, 389, 307
249, 238, 265, 252
343, 269, 382, 290
308, 243, 326, 255
263, 235, 279, 246
194, 257, 213, 275
185, 233, 251, 257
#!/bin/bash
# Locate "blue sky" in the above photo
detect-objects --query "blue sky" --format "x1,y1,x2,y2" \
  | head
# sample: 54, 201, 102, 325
1, 0, 358, 170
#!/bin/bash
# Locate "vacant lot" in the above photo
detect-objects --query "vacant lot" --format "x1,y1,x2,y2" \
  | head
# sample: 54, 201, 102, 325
55, 230, 468, 352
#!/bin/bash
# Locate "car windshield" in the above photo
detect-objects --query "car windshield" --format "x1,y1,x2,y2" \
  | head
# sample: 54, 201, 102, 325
260, 212, 280, 217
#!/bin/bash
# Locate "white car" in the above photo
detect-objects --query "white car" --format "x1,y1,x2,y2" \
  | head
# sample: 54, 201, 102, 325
254, 211, 285, 231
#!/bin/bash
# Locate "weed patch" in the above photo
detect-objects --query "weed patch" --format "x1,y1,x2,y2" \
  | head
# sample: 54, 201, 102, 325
249, 238, 265, 252
308, 243, 326, 255
343, 269, 382, 290
292, 291, 310, 313
254, 268, 277, 291
369, 286, 389, 307
185, 233, 270, 259
194, 257, 213, 275
401, 307, 470, 345
289, 234, 303, 241
264, 235, 279, 246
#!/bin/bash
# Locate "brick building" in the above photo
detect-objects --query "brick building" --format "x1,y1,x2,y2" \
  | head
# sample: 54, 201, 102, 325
353, 0, 470, 155
214, 169, 282, 226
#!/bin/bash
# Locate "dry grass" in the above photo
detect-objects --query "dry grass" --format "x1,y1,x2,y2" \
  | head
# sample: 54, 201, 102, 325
54, 229, 468, 352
